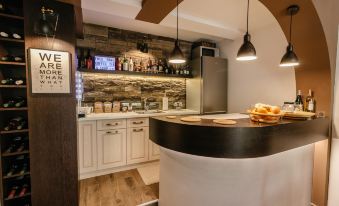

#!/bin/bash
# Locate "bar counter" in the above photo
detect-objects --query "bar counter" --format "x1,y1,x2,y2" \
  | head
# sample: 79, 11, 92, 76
149, 114, 329, 206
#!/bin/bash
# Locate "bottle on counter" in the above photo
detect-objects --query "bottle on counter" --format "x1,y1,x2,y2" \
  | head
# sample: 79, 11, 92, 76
123, 55, 129, 71
305, 89, 315, 112
162, 92, 168, 111
128, 57, 134, 71
294, 90, 303, 111
85, 49, 93, 70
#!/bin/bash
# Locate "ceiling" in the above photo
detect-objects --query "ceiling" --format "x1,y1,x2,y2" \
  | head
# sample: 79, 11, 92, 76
82, 0, 278, 42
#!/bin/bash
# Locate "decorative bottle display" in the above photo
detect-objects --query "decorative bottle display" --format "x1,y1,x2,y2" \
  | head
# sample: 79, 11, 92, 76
294, 90, 303, 111
305, 89, 315, 112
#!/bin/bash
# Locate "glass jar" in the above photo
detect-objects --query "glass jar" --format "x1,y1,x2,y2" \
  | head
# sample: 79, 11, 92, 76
282, 102, 295, 112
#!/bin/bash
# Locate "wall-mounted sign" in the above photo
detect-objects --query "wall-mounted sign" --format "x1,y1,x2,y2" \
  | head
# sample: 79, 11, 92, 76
28, 48, 71, 94
94, 56, 115, 71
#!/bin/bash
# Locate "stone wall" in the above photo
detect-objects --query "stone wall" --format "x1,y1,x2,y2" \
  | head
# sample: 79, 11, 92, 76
77, 24, 191, 109
81, 73, 186, 109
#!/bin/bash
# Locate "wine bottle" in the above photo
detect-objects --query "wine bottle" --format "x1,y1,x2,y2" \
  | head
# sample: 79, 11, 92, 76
305, 89, 315, 112
115, 57, 120, 71
15, 78, 25, 85
85, 49, 93, 69
14, 56, 24, 62
19, 184, 28, 197
4, 143, 16, 153
6, 164, 19, 176
79, 49, 86, 69
3, 117, 26, 131
16, 142, 26, 152
1, 54, 13, 61
15, 98, 26, 108
152, 59, 158, 73
7, 186, 18, 199
3, 100, 15, 108
19, 163, 28, 174
295, 90, 304, 111
0, 0, 5, 12
1, 77, 14, 85
0, 31, 8, 38
12, 33, 22, 39
158, 59, 164, 73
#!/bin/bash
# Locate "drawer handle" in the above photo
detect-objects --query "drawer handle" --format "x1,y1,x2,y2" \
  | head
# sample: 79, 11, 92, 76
133, 128, 143, 132
132, 121, 144, 124
106, 131, 119, 134
106, 122, 119, 126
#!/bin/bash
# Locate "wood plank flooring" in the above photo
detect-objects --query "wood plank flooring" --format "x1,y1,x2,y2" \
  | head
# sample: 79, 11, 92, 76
79, 169, 159, 206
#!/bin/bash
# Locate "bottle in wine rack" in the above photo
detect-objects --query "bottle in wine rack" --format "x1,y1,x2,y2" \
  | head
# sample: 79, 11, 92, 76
3, 117, 26, 131
4, 143, 16, 153
1, 54, 13, 61
3, 99, 15, 108
19, 163, 28, 174
14, 97, 26, 108
7, 186, 18, 199
15, 78, 26, 85
19, 184, 29, 197
0, 0, 5, 12
6, 164, 19, 176
0, 31, 9, 38
1, 77, 14, 85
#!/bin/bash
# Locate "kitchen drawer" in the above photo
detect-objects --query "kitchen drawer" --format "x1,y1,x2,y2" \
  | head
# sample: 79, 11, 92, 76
127, 118, 149, 128
97, 119, 126, 130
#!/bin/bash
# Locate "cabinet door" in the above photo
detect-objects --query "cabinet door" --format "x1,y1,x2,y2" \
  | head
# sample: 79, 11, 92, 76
149, 140, 160, 161
78, 121, 97, 174
127, 127, 149, 164
97, 129, 127, 169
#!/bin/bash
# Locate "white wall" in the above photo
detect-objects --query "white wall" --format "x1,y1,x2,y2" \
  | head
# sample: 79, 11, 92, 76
217, 23, 296, 113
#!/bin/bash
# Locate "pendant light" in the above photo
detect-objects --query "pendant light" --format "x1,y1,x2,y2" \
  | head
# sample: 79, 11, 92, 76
169, 0, 186, 64
236, 0, 257, 61
280, 5, 300, 67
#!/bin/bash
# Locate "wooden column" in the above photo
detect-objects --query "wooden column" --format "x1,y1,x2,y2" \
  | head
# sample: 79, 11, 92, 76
23, 0, 78, 205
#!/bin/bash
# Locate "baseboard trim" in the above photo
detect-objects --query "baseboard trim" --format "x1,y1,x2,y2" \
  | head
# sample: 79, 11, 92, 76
79, 160, 159, 180
137, 199, 158, 206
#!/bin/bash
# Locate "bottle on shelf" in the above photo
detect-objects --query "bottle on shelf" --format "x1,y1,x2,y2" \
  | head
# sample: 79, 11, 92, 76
19, 184, 29, 197
295, 90, 304, 111
123, 55, 129, 71
15, 78, 26, 85
115, 57, 120, 71
305, 89, 315, 112
158, 59, 164, 73
19, 163, 28, 175
147, 58, 152, 73
0, 0, 5, 12
3, 97, 26, 108
7, 186, 18, 199
85, 49, 93, 70
152, 59, 158, 73
3, 117, 26, 131
128, 57, 134, 71
0, 54, 13, 62
6, 164, 19, 176
79, 49, 86, 69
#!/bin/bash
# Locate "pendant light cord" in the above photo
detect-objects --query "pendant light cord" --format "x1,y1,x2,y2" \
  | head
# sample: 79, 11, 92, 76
289, 12, 293, 43
246, 0, 249, 33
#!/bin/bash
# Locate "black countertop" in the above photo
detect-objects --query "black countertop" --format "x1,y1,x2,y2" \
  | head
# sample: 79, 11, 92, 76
149, 116, 329, 158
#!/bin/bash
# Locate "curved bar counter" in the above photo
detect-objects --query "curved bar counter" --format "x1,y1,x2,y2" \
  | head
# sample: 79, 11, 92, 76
149, 114, 329, 206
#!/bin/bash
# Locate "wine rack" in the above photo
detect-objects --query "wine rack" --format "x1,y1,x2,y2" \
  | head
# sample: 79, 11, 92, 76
0, 0, 31, 205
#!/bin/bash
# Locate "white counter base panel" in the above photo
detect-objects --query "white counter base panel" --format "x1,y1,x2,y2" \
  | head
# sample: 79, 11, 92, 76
159, 145, 314, 206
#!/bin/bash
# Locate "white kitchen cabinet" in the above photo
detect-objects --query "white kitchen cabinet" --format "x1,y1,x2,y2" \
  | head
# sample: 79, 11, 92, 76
149, 141, 160, 160
97, 129, 127, 169
127, 127, 149, 164
78, 121, 97, 174
97, 119, 126, 130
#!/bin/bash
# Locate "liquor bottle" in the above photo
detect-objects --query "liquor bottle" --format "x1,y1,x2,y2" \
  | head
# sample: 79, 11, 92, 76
85, 49, 93, 69
79, 49, 86, 69
305, 89, 315, 112
152, 60, 158, 73
128, 57, 134, 71
147, 58, 152, 73
123, 55, 129, 71
115, 57, 120, 71
7, 186, 18, 199
158, 59, 164, 73
295, 90, 304, 111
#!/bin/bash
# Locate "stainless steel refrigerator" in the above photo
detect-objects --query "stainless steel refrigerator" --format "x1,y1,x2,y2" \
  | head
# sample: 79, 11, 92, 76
186, 56, 228, 114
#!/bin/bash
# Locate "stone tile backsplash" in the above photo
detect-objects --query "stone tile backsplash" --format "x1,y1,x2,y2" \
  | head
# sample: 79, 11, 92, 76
81, 73, 186, 109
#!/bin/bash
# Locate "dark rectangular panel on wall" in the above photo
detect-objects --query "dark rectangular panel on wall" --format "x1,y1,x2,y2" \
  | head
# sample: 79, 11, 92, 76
23, 0, 78, 205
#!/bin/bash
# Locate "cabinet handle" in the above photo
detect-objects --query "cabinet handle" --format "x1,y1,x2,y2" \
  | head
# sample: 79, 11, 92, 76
133, 128, 144, 132
132, 121, 144, 124
106, 130, 119, 134
106, 122, 119, 126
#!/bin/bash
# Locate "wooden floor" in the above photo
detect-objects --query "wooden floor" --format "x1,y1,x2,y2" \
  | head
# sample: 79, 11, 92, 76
79, 169, 159, 206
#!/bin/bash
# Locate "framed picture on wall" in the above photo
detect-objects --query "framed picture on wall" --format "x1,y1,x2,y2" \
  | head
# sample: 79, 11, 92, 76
28, 48, 71, 94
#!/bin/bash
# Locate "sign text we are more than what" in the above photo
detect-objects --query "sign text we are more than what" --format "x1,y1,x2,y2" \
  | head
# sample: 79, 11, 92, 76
29, 48, 71, 94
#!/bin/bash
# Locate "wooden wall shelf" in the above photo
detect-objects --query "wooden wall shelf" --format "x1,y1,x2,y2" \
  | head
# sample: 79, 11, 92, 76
0, 108, 28, 111
0, 129, 29, 134
78, 68, 192, 78
0, 13, 24, 20
0, 62, 26, 66
0, 37, 24, 43
2, 150, 29, 157
3, 172, 30, 180
0, 85, 27, 88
